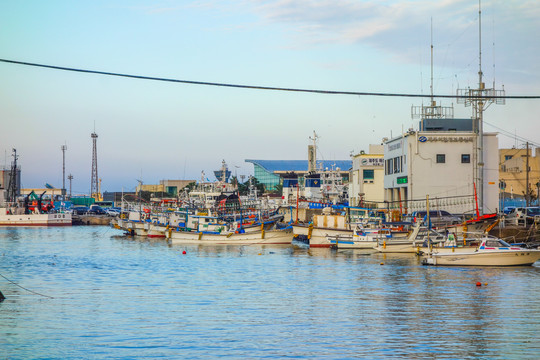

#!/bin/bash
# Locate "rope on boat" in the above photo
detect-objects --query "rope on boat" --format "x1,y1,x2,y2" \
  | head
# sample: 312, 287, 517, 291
0, 272, 54, 299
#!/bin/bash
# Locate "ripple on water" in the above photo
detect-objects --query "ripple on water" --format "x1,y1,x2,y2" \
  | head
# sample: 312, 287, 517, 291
1, 227, 540, 359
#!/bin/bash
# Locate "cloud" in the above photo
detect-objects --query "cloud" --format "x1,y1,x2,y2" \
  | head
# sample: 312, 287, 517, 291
250, 0, 540, 87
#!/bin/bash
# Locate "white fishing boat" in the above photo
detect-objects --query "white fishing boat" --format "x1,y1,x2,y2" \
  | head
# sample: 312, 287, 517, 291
422, 236, 540, 266
293, 222, 352, 247
326, 227, 393, 249
0, 208, 72, 226
375, 223, 428, 253
292, 209, 359, 247
166, 226, 293, 245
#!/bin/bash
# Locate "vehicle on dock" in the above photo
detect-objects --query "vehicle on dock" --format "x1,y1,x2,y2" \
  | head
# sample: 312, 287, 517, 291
88, 205, 107, 215
506, 207, 540, 225
73, 206, 89, 215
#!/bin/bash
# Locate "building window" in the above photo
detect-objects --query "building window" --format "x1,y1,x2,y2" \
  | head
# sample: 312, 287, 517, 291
461, 154, 470, 163
363, 169, 374, 180
385, 159, 392, 175
505, 155, 512, 161
436, 154, 445, 163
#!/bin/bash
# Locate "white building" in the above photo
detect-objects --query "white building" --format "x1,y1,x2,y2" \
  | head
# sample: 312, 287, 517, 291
349, 144, 385, 208
384, 129, 499, 215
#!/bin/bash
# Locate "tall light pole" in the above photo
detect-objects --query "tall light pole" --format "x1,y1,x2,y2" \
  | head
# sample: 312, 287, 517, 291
90, 131, 99, 200
68, 174, 73, 199
61, 144, 67, 200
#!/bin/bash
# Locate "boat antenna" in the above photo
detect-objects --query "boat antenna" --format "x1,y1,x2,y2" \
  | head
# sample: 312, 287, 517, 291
7, 149, 18, 203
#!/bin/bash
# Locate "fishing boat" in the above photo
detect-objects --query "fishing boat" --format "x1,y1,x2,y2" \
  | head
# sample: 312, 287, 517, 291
422, 236, 540, 266
292, 206, 394, 247
326, 227, 393, 249
375, 222, 431, 253
0, 208, 72, 226
0, 151, 72, 227
0, 190, 72, 227
166, 225, 293, 245
292, 219, 352, 247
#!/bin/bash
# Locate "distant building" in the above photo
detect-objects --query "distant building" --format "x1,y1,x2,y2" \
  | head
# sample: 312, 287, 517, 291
135, 184, 165, 194
214, 160, 232, 183
160, 180, 195, 196
499, 147, 540, 206
135, 179, 195, 196
349, 145, 385, 208
0, 167, 21, 200
245, 159, 351, 191
103, 191, 136, 205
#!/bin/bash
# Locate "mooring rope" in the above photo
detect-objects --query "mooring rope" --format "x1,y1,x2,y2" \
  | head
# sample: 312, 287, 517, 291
0, 272, 54, 299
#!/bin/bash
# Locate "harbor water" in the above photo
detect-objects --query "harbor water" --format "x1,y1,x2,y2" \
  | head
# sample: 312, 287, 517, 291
1, 226, 540, 359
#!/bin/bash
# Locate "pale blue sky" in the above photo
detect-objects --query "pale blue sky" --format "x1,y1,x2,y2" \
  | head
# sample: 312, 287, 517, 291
1, 0, 539, 194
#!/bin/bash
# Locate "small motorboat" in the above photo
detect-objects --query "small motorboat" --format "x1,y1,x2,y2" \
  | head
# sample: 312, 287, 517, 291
422, 236, 540, 266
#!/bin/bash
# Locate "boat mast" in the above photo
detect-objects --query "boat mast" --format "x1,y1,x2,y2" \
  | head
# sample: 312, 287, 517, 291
7, 148, 18, 203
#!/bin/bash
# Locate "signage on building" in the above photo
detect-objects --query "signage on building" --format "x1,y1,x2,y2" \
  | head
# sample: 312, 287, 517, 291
361, 158, 384, 166
397, 176, 408, 184
418, 136, 473, 143
388, 142, 402, 151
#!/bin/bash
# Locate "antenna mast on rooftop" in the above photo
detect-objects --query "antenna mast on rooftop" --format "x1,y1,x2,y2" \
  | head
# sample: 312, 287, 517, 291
412, 18, 454, 124
456, 0, 505, 214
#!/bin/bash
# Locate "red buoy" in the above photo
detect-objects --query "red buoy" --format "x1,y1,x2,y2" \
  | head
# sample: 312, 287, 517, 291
476, 282, 482, 286
182, 250, 187, 255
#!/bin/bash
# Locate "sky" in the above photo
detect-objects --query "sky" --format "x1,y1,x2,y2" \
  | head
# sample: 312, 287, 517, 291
1, 0, 539, 194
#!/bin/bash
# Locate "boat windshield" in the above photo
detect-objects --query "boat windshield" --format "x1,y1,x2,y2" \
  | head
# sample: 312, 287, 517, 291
484, 239, 512, 247
498, 239, 512, 247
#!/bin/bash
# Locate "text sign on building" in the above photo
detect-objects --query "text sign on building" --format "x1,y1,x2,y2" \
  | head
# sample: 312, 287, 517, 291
397, 176, 408, 184
361, 158, 384, 166
418, 136, 473, 143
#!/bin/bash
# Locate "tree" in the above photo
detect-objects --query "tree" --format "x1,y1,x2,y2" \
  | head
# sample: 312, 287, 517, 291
237, 176, 265, 196
271, 183, 283, 195
183, 182, 197, 193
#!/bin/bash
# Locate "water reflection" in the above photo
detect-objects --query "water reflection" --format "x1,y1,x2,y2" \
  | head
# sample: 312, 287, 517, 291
0, 226, 539, 359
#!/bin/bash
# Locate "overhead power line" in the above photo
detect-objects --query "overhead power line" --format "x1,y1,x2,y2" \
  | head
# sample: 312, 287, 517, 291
1, 58, 540, 100
484, 121, 540, 148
